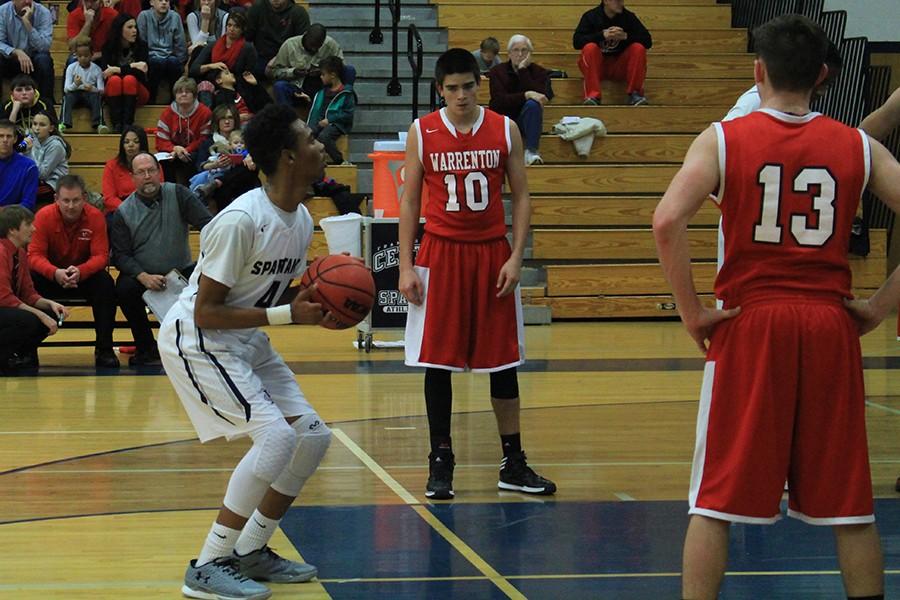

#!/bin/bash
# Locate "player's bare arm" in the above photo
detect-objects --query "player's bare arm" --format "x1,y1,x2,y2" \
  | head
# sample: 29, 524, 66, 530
399, 122, 425, 306
194, 275, 323, 329
860, 87, 900, 141
497, 120, 531, 298
844, 137, 900, 334
653, 126, 741, 352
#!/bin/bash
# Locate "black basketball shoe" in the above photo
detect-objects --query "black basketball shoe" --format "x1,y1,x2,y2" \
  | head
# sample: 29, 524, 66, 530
498, 451, 557, 495
426, 450, 455, 500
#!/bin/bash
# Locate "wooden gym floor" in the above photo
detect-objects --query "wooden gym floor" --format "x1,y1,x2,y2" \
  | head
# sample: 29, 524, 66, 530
1, 320, 898, 599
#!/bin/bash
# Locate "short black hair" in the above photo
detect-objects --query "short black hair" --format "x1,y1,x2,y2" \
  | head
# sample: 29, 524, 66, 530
0, 119, 15, 134
10, 74, 36, 90
304, 23, 326, 49
434, 48, 480, 86
117, 125, 150, 168
319, 55, 344, 80
226, 10, 246, 30
0, 205, 34, 238
752, 14, 828, 93
243, 104, 301, 176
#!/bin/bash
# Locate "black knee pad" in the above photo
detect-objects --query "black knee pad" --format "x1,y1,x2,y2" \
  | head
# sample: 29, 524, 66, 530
490, 367, 519, 400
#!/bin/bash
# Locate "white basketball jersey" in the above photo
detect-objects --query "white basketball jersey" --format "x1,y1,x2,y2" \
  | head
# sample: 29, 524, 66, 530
171, 187, 314, 327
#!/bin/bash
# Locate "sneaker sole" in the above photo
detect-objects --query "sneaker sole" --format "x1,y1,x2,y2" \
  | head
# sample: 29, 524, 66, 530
497, 481, 557, 495
425, 489, 455, 499
247, 566, 318, 583
181, 583, 272, 600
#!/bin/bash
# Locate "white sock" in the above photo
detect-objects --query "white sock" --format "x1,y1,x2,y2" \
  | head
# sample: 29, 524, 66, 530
196, 522, 241, 566
234, 510, 280, 556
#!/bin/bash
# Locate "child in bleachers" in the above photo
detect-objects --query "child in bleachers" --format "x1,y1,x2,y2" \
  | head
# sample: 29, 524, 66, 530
305, 56, 355, 165
60, 39, 110, 134
1, 75, 54, 136
188, 129, 245, 200
472, 37, 501, 74
211, 68, 252, 124
23, 111, 71, 209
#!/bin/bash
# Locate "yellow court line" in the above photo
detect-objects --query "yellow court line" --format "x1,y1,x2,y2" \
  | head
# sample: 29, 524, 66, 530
332, 428, 528, 600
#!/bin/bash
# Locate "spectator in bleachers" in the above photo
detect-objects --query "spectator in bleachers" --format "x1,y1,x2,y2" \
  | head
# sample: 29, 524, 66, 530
66, 0, 118, 64
190, 12, 271, 113
0, 204, 68, 374
209, 67, 251, 122
489, 34, 551, 166
186, 0, 228, 54
0, 0, 55, 106
137, 0, 187, 103
305, 55, 353, 165
110, 152, 211, 366
573, 0, 651, 106
27, 174, 119, 368
245, 0, 309, 78
100, 13, 150, 132
104, 0, 142, 18
102, 124, 150, 213
472, 36, 500, 75
270, 23, 342, 108
191, 103, 258, 210
23, 110, 70, 209
61, 38, 110, 134
0, 118, 37, 210
1, 73, 52, 136
155, 76, 212, 185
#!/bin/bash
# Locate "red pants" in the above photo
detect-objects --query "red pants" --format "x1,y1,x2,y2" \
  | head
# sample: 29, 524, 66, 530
577, 42, 647, 100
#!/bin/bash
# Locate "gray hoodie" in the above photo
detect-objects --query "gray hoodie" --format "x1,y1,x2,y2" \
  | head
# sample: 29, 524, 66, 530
26, 135, 68, 190
137, 8, 187, 63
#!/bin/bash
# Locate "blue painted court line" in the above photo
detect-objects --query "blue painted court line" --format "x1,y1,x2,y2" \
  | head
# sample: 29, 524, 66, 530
282, 499, 900, 599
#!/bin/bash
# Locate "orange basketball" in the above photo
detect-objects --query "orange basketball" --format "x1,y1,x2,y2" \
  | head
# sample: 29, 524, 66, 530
300, 255, 375, 329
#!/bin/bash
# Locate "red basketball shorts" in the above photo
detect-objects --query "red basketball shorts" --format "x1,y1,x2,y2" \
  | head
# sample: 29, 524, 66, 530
404, 234, 525, 372
689, 299, 874, 525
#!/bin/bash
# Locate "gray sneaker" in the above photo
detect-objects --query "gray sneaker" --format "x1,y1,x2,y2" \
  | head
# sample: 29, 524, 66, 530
182, 557, 271, 600
628, 92, 649, 106
235, 546, 318, 583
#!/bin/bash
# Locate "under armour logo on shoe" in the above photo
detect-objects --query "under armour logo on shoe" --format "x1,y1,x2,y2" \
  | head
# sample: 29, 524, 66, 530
308, 420, 320, 430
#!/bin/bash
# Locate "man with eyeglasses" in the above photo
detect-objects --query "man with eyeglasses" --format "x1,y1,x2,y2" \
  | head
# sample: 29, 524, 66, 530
488, 34, 553, 166
110, 152, 212, 366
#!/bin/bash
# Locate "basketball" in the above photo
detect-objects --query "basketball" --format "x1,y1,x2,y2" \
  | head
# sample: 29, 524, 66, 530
300, 255, 375, 329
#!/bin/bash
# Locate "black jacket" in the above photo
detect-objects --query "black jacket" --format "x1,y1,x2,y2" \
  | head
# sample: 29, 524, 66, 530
573, 4, 652, 55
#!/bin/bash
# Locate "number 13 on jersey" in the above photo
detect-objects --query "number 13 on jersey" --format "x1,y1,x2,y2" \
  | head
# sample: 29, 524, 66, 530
443, 171, 490, 212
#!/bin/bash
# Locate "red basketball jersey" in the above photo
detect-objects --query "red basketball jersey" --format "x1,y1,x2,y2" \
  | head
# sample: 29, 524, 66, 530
713, 109, 870, 306
414, 107, 510, 241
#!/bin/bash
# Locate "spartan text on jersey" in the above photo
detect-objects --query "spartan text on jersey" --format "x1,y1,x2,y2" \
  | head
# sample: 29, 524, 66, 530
428, 150, 501, 172
250, 257, 305, 276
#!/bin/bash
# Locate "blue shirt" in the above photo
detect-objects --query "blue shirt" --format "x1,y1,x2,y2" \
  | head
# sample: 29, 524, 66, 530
0, 0, 52, 57
0, 152, 39, 210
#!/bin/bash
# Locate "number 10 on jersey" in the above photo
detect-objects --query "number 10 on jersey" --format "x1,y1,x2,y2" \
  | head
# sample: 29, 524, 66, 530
443, 171, 490, 212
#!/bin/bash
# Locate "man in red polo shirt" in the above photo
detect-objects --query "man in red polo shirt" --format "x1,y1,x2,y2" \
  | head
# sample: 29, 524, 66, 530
67, 0, 118, 61
28, 174, 119, 368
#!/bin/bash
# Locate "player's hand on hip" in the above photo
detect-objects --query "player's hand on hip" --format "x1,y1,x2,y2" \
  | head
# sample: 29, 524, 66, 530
495, 259, 521, 298
843, 297, 885, 336
399, 267, 424, 306
683, 306, 741, 354
290, 284, 324, 324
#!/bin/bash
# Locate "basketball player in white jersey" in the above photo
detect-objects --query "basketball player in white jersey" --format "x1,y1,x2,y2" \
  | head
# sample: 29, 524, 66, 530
158, 104, 333, 600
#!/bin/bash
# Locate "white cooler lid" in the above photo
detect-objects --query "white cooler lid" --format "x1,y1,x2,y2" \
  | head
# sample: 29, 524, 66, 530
373, 140, 407, 152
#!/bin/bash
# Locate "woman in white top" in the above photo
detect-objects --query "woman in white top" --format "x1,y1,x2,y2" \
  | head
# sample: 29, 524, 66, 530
186, 0, 229, 51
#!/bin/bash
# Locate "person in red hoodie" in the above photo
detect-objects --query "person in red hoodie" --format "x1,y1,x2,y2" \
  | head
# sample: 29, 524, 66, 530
28, 174, 119, 368
155, 76, 212, 186
0, 204, 68, 374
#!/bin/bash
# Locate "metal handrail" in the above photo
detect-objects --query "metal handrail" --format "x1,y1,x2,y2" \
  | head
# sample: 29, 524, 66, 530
407, 24, 423, 120
372, 0, 403, 95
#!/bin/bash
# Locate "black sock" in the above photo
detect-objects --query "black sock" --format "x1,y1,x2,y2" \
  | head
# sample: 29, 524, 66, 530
425, 368, 452, 454
500, 433, 521, 457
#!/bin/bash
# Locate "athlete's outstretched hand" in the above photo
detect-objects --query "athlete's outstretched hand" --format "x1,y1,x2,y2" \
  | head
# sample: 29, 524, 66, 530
399, 267, 424, 306
844, 297, 887, 336
496, 257, 521, 298
682, 306, 741, 353
291, 284, 324, 325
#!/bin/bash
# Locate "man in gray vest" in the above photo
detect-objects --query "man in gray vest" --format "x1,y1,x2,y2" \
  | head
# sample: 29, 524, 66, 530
110, 153, 212, 366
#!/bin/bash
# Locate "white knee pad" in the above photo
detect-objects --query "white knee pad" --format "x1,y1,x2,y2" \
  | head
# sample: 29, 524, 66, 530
223, 419, 299, 517
271, 413, 332, 498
